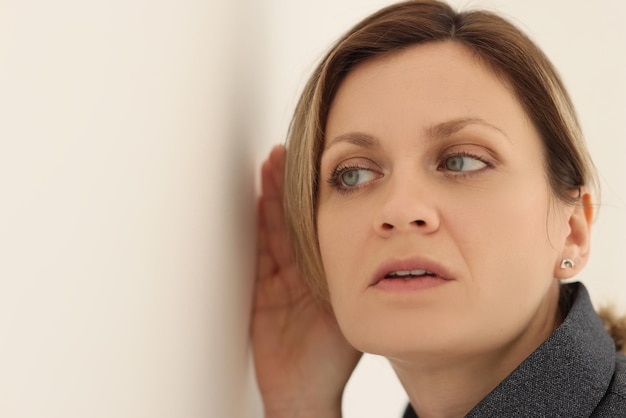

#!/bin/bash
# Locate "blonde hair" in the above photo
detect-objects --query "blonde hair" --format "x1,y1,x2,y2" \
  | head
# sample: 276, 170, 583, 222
284, 0, 598, 301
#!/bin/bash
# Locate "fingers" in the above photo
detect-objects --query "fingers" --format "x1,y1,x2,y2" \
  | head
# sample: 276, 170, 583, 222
268, 145, 285, 197
260, 151, 286, 241
260, 146, 283, 200
257, 196, 277, 283
261, 145, 285, 201
260, 145, 293, 268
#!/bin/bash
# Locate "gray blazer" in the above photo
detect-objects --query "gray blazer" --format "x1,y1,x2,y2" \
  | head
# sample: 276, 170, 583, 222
403, 282, 626, 417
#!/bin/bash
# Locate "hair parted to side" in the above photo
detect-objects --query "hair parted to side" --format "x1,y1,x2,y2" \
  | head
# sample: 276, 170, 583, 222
284, 0, 599, 302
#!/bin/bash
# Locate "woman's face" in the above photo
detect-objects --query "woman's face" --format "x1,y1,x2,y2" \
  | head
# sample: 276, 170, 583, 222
316, 42, 573, 361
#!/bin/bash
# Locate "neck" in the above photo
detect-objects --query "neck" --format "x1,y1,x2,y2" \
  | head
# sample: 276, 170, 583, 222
389, 285, 562, 418
391, 352, 518, 418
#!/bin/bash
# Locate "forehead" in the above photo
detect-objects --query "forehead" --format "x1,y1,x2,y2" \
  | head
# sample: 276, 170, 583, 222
324, 41, 531, 146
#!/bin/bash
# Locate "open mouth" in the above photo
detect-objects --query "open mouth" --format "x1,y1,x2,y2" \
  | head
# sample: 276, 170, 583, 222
384, 269, 437, 280
370, 257, 454, 290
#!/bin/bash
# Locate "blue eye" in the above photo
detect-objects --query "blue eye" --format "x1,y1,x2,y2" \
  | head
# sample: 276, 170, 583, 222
444, 155, 487, 172
340, 168, 376, 187
327, 159, 383, 195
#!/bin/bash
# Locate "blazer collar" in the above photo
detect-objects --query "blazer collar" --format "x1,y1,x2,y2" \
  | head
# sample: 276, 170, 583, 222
466, 282, 616, 417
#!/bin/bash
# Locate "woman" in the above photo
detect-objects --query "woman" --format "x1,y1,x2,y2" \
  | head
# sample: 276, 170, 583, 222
253, 1, 626, 416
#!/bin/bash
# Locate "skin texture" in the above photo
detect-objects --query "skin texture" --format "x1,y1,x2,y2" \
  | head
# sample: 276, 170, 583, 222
316, 41, 592, 417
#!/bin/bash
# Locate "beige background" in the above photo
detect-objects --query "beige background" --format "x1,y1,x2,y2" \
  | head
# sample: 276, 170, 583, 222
0, 1, 623, 417
1, 0, 263, 416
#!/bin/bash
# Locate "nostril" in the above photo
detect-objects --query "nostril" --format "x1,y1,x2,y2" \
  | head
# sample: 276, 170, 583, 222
414, 220, 426, 226
382, 222, 394, 230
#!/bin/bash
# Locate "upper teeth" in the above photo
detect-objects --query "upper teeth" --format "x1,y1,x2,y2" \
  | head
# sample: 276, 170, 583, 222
388, 269, 432, 278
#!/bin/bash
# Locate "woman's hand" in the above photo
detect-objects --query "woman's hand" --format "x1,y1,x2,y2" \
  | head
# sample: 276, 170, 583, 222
252, 145, 362, 418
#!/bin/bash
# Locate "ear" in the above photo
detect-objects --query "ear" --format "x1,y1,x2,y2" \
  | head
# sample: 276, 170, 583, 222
554, 188, 594, 279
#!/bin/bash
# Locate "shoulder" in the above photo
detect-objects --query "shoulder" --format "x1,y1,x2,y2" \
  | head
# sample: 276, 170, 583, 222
591, 353, 626, 417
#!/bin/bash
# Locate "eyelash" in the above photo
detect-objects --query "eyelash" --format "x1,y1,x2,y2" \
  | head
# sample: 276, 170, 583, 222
437, 150, 493, 178
327, 164, 371, 195
327, 151, 493, 194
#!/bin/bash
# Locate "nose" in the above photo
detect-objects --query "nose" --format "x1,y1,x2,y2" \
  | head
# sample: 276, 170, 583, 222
373, 171, 440, 236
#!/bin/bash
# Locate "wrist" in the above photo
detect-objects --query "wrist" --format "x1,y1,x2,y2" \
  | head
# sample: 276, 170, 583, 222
260, 380, 345, 418
264, 409, 341, 418
263, 399, 342, 418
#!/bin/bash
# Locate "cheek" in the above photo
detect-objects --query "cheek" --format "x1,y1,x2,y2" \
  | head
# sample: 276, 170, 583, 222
317, 204, 371, 299
444, 193, 563, 343
453, 188, 562, 287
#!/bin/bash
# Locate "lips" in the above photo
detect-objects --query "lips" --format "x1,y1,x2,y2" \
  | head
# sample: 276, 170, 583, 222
370, 257, 453, 287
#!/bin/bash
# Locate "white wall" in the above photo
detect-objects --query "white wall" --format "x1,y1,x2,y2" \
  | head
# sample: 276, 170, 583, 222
0, 0, 262, 416
256, 1, 626, 417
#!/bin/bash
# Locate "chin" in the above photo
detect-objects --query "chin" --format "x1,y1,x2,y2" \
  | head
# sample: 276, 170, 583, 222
337, 303, 469, 360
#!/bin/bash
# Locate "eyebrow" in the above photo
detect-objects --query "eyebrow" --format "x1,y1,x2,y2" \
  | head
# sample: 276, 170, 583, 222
324, 117, 509, 151
425, 117, 510, 142
324, 131, 381, 150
